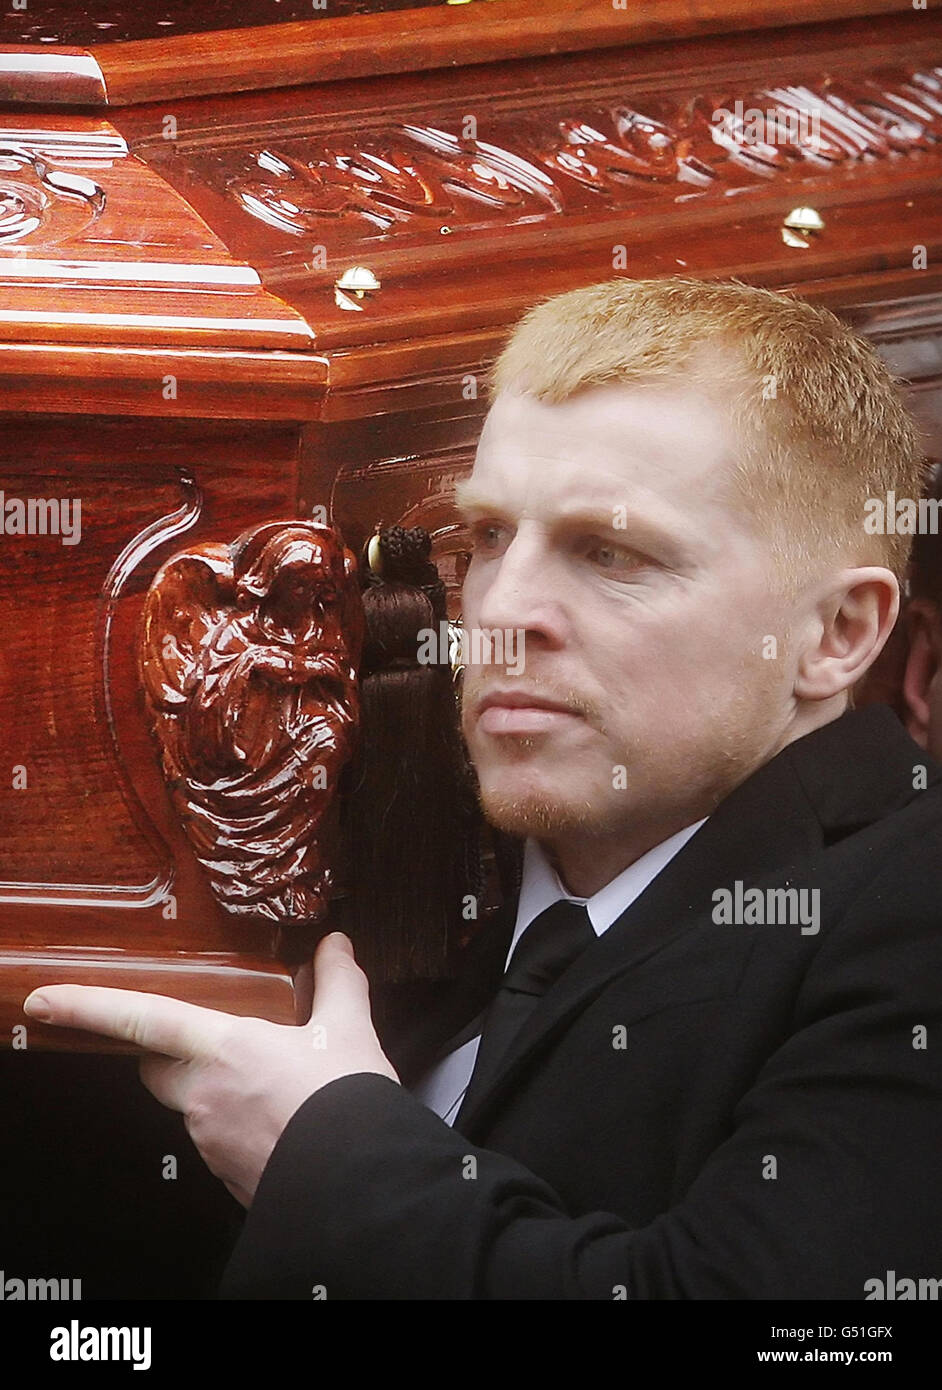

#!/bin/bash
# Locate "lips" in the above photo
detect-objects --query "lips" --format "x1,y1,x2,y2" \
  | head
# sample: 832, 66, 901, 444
476, 687, 582, 735
478, 688, 574, 715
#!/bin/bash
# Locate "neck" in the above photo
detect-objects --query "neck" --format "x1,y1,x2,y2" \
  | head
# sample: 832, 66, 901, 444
543, 699, 851, 898
542, 816, 699, 898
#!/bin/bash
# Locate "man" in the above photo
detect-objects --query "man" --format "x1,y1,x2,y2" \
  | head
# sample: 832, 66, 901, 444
24, 277, 942, 1299
900, 465, 942, 759
854, 463, 942, 759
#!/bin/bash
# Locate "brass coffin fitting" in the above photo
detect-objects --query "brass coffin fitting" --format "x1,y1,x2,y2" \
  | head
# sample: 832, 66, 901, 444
781, 206, 825, 249
335, 265, 381, 311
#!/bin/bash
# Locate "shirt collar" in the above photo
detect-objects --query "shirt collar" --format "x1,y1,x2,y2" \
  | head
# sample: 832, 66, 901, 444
509, 818, 708, 965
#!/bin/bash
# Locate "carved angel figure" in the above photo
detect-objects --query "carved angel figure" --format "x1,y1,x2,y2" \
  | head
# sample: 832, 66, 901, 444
140, 522, 364, 926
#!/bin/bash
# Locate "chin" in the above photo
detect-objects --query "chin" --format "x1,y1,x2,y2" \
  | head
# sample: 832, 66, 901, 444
476, 773, 598, 838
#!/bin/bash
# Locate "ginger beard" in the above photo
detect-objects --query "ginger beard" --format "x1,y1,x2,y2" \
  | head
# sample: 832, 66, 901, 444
461, 668, 606, 836
460, 641, 789, 847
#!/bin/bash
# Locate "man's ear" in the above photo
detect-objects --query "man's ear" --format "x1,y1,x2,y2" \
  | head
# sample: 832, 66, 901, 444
901, 599, 942, 750
794, 568, 900, 702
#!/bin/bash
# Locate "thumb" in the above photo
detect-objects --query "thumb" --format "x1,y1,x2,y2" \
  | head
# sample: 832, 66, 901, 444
325, 930, 355, 960
308, 932, 399, 1085
311, 932, 371, 1018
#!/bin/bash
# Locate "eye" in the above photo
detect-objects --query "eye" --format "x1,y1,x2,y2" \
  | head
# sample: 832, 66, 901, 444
470, 521, 509, 554
582, 539, 643, 572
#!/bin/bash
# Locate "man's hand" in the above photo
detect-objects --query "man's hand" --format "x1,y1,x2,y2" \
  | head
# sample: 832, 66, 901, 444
22, 932, 398, 1207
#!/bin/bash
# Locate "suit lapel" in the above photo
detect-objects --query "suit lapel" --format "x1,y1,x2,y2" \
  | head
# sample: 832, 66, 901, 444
454, 706, 939, 1139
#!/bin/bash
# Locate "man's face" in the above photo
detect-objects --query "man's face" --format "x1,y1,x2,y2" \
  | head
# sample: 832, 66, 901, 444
459, 381, 800, 853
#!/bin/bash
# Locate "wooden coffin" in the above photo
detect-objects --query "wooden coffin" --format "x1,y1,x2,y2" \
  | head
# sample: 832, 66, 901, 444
2, 0, 941, 1049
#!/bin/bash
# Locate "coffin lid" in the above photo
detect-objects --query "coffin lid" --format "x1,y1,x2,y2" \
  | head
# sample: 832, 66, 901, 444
0, 4, 941, 417
0, 0, 916, 107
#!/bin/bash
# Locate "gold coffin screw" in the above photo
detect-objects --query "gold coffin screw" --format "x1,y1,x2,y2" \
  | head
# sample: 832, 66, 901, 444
781, 206, 825, 249
334, 266, 381, 311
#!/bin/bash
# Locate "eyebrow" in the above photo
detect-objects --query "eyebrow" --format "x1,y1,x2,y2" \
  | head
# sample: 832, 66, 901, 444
453, 479, 498, 518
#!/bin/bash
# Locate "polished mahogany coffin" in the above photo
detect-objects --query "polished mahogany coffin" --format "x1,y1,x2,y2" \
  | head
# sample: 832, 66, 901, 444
1, 0, 941, 1049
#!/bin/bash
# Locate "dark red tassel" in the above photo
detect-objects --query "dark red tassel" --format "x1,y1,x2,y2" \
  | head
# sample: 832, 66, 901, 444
338, 526, 484, 985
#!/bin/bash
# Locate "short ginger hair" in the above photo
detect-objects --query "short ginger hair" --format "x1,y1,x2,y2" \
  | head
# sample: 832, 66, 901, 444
489, 277, 928, 593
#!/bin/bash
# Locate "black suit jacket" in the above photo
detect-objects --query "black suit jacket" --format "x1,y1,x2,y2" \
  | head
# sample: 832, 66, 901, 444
221, 706, 942, 1299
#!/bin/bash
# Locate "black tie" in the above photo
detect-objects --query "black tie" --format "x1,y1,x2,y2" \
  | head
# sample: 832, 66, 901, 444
457, 900, 595, 1120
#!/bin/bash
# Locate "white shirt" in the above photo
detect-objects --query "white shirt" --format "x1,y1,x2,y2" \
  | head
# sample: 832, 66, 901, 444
411, 818, 708, 1125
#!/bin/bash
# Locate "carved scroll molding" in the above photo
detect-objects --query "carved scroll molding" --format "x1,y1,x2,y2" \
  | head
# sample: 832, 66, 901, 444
0, 142, 106, 246
184, 65, 942, 249
140, 521, 364, 926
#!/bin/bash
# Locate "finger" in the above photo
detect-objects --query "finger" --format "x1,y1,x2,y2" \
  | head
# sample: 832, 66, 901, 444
23, 985, 232, 1061
139, 1053, 189, 1112
310, 932, 371, 1021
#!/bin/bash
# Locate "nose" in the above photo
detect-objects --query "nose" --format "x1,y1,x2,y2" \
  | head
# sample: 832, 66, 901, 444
466, 524, 566, 648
